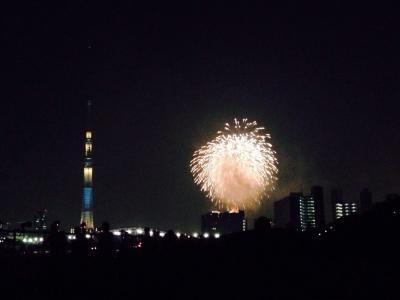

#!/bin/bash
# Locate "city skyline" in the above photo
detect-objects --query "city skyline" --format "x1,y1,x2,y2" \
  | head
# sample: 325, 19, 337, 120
1, 3, 399, 232
2, 4, 399, 300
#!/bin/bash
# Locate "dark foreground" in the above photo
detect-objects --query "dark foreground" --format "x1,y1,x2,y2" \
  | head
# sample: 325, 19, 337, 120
1, 203, 399, 299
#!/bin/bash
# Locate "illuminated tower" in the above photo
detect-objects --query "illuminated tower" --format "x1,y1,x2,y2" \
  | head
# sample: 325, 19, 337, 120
80, 100, 94, 229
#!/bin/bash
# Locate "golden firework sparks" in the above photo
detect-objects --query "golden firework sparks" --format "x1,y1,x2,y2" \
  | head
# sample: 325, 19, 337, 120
190, 118, 278, 211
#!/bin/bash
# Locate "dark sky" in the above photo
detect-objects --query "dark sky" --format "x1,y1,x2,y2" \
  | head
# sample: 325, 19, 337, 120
1, 3, 399, 231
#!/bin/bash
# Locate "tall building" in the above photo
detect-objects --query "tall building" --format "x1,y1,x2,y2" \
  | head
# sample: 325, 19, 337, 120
201, 211, 246, 234
334, 202, 357, 219
311, 185, 325, 227
300, 195, 316, 231
201, 211, 220, 232
360, 188, 372, 213
331, 189, 343, 220
274, 192, 317, 231
274, 193, 300, 230
331, 189, 357, 220
33, 209, 47, 231
80, 100, 94, 229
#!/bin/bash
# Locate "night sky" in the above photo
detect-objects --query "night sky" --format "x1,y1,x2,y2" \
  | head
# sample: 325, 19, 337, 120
1, 3, 399, 231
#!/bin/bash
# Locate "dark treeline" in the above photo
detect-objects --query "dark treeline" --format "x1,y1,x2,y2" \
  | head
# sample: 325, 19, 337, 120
1, 199, 399, 299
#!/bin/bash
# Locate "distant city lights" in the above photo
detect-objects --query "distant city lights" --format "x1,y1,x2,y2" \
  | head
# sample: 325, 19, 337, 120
19, 236, 44, 244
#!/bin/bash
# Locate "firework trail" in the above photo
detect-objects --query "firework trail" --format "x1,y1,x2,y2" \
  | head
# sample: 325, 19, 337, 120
190, 118, 278, 211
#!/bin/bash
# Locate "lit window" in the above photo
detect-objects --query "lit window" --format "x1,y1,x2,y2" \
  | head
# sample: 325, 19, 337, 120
86, 131, 92, 139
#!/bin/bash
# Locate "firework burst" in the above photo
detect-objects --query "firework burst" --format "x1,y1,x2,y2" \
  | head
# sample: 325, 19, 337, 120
190, 118, 278, 211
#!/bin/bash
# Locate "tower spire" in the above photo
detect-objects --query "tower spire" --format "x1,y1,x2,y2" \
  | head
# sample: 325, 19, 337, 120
86, 99, 92, 130
80, 100, 94, 229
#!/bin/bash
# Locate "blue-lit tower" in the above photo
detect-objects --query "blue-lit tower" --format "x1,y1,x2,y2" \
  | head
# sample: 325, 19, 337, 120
80, 100, 94, 229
